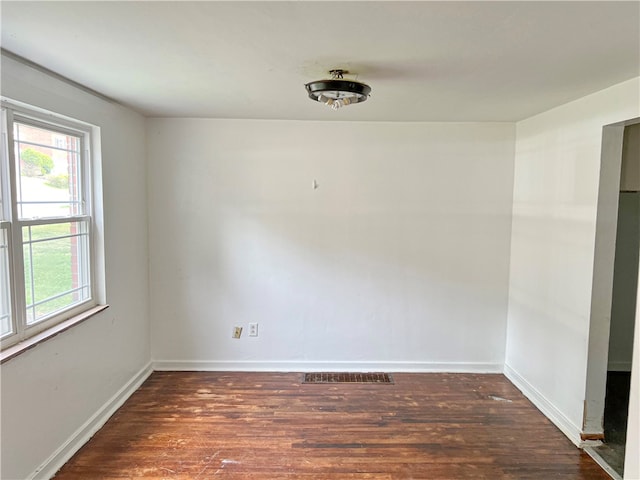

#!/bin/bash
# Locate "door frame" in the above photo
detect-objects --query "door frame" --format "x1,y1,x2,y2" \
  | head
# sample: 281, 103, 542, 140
584, 118, 640, 439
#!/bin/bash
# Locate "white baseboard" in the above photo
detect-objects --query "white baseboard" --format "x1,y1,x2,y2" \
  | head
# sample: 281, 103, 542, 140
30, 362, 153, 480
607, 361, 632, 372
152, 360, 503, 373
503, 363, 584, 447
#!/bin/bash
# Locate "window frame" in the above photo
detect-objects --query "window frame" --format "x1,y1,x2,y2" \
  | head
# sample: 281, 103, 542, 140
0, 99, 102, 351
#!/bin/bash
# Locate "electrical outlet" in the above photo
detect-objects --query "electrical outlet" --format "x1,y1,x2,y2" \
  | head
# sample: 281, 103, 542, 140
232, 326, 242, 339
249, 323, 258, 337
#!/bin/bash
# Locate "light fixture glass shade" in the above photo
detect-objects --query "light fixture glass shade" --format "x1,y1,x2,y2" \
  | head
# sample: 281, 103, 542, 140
305, 76, 371, 110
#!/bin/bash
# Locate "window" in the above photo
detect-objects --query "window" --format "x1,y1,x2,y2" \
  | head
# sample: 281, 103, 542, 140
1, 100, 101, 351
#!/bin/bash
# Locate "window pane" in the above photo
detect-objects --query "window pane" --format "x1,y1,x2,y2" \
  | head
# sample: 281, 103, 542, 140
23, 221, 90, 324
0, 228, 12, 337
13, 122, 82, 219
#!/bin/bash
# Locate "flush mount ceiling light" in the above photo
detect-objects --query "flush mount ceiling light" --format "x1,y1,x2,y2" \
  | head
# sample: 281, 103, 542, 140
305, 69, 371, 110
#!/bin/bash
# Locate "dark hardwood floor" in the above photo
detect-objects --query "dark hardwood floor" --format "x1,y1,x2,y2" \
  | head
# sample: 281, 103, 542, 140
54, 372, 610, 479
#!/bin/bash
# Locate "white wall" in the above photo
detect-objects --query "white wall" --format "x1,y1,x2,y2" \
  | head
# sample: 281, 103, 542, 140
621, 123, 640, 480
625, 271, 640, 478
504, 77, 640, 445
0, 55, 150, 479
608, 191, 639, 371
148, 120, 515, 372
621, 123, 640, 192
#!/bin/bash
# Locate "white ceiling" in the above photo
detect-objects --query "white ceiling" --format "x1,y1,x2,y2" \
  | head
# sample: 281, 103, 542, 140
1, 1, 639, 122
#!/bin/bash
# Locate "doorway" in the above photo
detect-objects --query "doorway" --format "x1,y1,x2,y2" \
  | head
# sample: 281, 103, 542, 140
585, 121, 640, 479
599, 171, 639, 475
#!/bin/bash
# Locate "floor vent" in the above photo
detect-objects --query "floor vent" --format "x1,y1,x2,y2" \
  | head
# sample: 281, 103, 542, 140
303, 372, 393, 384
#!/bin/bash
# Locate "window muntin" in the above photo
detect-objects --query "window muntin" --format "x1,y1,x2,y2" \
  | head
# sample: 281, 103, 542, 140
1, 103, 96, 348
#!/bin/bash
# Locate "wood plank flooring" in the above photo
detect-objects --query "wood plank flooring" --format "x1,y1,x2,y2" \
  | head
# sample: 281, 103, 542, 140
53, 372, 610, 479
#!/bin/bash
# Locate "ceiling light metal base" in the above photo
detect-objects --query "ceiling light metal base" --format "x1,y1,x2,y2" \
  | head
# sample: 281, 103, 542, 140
305, 69, 371, 110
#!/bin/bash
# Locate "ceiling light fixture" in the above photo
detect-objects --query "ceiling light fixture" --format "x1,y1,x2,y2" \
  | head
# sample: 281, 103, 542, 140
305, 69, 371, 110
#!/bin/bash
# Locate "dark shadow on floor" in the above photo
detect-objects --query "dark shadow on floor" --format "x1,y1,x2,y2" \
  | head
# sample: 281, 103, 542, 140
592, 371, 631, 477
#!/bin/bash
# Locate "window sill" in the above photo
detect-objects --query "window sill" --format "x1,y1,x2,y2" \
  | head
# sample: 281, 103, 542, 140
0, 305, 109, 364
